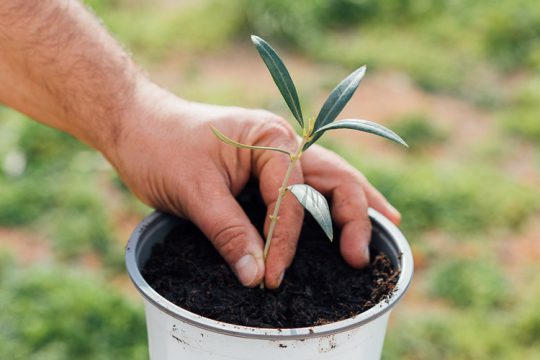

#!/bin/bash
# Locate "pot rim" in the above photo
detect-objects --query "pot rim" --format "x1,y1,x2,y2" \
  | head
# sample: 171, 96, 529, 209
125, 208, 413, 340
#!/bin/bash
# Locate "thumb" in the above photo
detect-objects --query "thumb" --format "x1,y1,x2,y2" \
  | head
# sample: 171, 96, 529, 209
186, 182, 265, 287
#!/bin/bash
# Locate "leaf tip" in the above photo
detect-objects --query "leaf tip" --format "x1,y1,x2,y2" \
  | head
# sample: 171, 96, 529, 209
355, 65, 367, 81
394, 134, 409, 148
250, 34, 262, 46
385, 131, 409, 148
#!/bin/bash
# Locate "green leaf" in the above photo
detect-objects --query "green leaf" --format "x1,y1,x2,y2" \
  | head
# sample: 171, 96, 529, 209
211, 126, 292, 156
251, 35, 304, 128
314, 119, 408, 147
287, 184, 333, 241
305, 66, 366, 150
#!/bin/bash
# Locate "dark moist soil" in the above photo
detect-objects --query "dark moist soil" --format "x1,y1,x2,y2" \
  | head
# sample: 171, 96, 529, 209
142, 180, 399, 329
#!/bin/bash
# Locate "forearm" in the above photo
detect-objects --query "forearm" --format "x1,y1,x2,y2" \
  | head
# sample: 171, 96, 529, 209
0, 0, 144, 154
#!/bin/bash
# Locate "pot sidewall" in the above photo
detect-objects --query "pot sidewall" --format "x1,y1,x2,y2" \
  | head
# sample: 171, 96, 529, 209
144, 298, 390, 360
127, 209, 413, 360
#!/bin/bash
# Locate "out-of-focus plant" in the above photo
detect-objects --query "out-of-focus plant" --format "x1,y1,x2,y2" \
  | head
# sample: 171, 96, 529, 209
430, 258, 508, 309
482, 0, 540, 71
358, 163, 538, 237
390, 114, 448, 151
0, 258, 147, 360
500, 76, 540, 144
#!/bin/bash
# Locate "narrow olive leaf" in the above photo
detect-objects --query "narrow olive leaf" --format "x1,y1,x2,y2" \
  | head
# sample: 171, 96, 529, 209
251, 35, 304, 128
305, 66, 366, 150
211, 126, 292, 156
287, 184, 333, 241
314, 119, 408, 147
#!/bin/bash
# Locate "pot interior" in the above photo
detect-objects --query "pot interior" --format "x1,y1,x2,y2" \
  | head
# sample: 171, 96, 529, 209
126, 209, 413, 338
134, 212, 403, 276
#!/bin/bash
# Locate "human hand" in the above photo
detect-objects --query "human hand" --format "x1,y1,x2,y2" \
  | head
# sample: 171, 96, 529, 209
106, 83, 401, 289
0, 0, 400, 289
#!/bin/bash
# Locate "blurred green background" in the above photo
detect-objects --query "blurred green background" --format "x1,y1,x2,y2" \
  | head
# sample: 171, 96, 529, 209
1, 0, 540, 358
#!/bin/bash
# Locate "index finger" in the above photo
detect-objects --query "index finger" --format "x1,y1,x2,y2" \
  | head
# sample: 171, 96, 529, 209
251, 118, 304, 289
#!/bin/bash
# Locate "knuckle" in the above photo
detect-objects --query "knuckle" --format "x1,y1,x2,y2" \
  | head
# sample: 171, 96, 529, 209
332, 186, 368, 223
338, 159, 362, 178
211, 223, 248, 259
264, 115, 296, 141
245, 109, 297, 146
350, 168, 368, 183
338, 166, 367, 187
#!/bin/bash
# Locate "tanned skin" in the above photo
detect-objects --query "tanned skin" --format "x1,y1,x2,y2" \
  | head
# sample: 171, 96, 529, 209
0, 0, 401, 289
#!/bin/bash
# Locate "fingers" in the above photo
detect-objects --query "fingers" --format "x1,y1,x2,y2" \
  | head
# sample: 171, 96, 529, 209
186, 180, 265, 287
331, 183, 372, 268
252, 118, 304, 289
361, 180, 401, 225
301, 144, 401, 268
258, 155, 304, 289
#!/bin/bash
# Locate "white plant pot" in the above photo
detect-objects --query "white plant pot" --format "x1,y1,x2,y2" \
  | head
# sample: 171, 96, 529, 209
126, 209, 413, 360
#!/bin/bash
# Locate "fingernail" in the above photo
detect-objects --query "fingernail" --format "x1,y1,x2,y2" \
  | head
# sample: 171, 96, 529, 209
277, 272, 285, 287
388, 205, 401, 225
234, 254, 258, 286
363, 247, 371, 263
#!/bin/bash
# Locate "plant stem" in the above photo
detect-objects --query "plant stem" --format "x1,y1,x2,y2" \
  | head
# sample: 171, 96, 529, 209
261, 136, 308, 287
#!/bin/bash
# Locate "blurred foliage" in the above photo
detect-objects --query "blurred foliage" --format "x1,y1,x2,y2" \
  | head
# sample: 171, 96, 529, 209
0, 255, 146, 359
87, 0, 245, 60
385, 275, 540, 359
0, 176, 56, 226
355, 161, 538, 237
515, 281, 540, 346
0, 0, 539, 358
85, 0, 538, 97
384, 309, 539, 359
430, 258, 508, 309
242, 0, 444, 45
239, 0, 486, 98
482, 0, 540, 71
17, 121, 87, 171
0, 115, 134, 269
389, 114, 448, 151
499, 76, 540, 144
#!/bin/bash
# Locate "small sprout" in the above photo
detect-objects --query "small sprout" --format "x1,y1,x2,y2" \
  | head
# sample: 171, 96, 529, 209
212, 36, 408, 288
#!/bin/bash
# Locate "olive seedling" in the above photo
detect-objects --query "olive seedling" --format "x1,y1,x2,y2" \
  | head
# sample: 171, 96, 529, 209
212, 36, 407, 287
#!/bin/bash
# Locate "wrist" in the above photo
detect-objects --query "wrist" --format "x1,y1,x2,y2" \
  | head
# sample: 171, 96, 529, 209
98, 78, 191, 171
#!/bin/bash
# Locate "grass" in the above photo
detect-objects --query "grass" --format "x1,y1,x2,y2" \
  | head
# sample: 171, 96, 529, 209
430, 258, 508, 309
342, 159, 539, 238
0, 253, 147, 360
499, 75, 540, 144
88, 0, 245, 62
384, 309, 533, 359
0, 110, 134, 270
385, 275, 540, 359
388, 114, 448, 151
